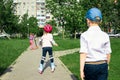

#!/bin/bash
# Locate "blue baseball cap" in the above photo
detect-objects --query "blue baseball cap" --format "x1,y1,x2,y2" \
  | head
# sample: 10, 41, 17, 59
86, 7, 102, 21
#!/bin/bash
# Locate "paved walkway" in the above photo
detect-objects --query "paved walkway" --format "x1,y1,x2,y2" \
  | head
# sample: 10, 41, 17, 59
0, 45, 79, 80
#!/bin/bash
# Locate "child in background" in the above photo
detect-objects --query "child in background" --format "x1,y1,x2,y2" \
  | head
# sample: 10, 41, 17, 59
38, 24, 58, 74
34, 34, 38, 49
29, 33, 35, 50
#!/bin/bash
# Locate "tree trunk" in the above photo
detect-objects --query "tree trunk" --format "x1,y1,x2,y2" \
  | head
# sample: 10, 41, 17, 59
74, 30, 76, 39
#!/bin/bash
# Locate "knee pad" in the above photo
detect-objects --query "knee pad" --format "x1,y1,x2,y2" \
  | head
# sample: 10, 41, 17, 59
41, 56, 46, 61
49, 55, 54, 60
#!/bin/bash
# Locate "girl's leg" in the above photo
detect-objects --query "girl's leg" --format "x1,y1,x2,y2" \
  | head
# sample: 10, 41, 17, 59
30, 41, 32, 49
30, 40, 34, 50
39, 48, 47, 73
48, 47, 55, 72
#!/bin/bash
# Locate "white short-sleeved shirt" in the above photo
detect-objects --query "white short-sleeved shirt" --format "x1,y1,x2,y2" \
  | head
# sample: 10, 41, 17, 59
80, 26, 112, 62
39, 33, 56, 48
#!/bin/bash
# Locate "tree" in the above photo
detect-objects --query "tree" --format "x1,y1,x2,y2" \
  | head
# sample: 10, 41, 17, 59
19, 13, 29, 38
46, 0, 120, 39
46, 0, 85, 39
80, 0, 120, 33
0, 0, 40, 38
0, 0, 20, 34
0, 0, 6, 31
19, 13, 39, 38
28, 17, 39, 35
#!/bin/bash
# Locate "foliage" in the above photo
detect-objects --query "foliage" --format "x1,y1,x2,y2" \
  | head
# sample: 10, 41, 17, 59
0, 0, 19, 33
0, 0, 39, 38
46, 0, 120, 39
19, 13, 28, 38
19, 14, 39, 38
1, 0, 120, 39
28, 17, 39, 34
46, 0, 86, 39
80, 0, 120, 33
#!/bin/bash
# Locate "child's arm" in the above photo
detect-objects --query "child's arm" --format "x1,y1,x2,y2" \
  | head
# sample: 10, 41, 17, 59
50, 35, 58, 46
39, 37, 42, 46
80, 53, 86, 80
107, 54, 111, 70
106, 54, 111, 64
51, 39, 58, 46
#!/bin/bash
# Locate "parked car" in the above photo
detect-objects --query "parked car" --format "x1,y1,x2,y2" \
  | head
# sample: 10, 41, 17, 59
70, 33, 81, 39
0, 33, 10, 39
115, 33, 120, 38
108, 33, 120, 38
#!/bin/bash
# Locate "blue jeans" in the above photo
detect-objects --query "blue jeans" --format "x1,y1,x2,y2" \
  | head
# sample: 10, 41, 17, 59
84, 63, 108, 80
40, 47, 54, 64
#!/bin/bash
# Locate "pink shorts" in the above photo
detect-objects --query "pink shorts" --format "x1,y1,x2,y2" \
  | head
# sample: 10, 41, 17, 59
30, 40, 34, 45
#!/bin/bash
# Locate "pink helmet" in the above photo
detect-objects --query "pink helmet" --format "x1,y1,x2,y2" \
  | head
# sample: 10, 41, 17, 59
43, 24, 52, 33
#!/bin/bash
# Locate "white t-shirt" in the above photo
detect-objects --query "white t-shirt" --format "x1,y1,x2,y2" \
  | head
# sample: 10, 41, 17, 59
39, 33, 56, 48
80, 26, 112, 62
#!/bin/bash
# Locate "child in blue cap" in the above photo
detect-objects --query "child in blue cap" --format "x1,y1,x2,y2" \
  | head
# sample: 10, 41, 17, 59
80, 8, 112, 80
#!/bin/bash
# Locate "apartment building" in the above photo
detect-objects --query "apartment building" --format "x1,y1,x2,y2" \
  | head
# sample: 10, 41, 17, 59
36, 0, 46, 27
13, 0, 51, 27
13, 0, 36, 17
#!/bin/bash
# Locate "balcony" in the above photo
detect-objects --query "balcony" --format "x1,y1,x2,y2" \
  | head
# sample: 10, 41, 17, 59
36, 0, 45, 3
13, 0, 21, 3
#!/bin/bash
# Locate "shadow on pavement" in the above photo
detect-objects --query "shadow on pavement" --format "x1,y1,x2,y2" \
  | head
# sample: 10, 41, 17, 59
71, 74, 79, 80
0, 66, 13, 76
43, 60, 51, 72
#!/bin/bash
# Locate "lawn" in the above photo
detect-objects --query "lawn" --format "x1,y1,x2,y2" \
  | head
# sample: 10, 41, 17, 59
59, 38, 120, 80
0, 38, 120, 80
53, 38, 80, 51
0, 39, 29, 75
0, 38, 80, 76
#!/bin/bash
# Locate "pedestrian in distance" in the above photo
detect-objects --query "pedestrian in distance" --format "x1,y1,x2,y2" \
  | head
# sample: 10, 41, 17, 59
38, 24, 58, 74
80, 7, 112, 80
29, 33, 35, 50
34, 34, 39, 49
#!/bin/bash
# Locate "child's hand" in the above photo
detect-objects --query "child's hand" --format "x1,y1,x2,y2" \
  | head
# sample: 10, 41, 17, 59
54, 43, 58, 46
108, 66, 110, 70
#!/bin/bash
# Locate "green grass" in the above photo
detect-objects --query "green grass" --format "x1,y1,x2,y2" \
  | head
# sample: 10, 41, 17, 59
1, 37, 119, 80
0, 39, 29, 75
60, 38, 120, 80
53, 38, 80, 51
0, 37, 80, 75
108, 38, 120, 80
60, 52, 80, 80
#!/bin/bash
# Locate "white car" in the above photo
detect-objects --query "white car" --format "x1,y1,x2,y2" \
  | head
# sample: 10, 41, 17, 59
115, 33, 120, 38
108, 33, 120, 38
0, 33, 10, 39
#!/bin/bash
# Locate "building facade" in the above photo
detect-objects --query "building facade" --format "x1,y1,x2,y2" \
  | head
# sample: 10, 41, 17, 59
36, 0, 46, 27
13, 0, 36, 17
13, 0, 51, 27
